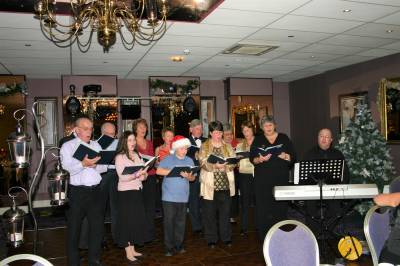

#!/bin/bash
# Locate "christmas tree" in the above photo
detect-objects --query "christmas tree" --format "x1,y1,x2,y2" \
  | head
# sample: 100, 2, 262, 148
336, 103, 396, 213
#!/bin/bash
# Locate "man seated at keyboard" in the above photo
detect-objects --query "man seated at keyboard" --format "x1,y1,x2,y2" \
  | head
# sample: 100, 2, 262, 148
302, 128, 350, 235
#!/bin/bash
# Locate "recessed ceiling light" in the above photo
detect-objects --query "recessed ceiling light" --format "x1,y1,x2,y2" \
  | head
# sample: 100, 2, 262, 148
288, 35, 294, 38
171, 56, 184, 62
183, 49, 190, 55
343, 9, 351, 13
103, 61, 108, 63
310, 55, 315, 58
386, 29, 394, 33
225, 64, 230, 68
24, 44, 32, 47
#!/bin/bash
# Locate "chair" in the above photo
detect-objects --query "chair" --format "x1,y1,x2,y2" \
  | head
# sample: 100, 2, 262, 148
364, 205, 391, 266
389, 176, 400, 193
263, 219, 319, 266
0, 253, 53, 266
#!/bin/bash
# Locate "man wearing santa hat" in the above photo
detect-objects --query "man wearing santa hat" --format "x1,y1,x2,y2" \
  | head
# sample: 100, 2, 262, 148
156, 135, 196, 256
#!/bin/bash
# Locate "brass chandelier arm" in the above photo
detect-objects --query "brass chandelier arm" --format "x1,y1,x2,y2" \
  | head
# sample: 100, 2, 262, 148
35, 0, 168, 52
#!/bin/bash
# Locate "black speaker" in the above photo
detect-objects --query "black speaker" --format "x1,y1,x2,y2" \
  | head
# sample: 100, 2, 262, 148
120, 105, 141, 120
224, 78, 230, 100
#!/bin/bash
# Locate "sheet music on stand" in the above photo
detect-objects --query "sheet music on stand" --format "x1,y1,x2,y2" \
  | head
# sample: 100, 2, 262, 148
294, 159, 344, 185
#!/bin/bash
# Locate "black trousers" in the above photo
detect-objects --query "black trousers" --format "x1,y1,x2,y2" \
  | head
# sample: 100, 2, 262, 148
188, 177, 202, 232
67, 185, 104, 266
202, 190, 232, 243
238, 173, 254, 231
142, 175, 157, 242
162, 201, 187, 251
230, 170, 239, 219
100, 169, 118, 242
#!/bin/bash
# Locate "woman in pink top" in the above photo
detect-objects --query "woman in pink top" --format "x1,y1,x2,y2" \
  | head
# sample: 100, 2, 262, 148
115, 130, 148, 263
132, 118, 157, 242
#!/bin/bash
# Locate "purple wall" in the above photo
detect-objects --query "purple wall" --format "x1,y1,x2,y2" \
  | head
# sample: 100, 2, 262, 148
290, 52, 400, 175
22, 77, 290, 199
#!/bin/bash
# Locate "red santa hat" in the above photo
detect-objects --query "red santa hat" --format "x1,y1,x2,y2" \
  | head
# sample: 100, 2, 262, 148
171, 135, 191, 151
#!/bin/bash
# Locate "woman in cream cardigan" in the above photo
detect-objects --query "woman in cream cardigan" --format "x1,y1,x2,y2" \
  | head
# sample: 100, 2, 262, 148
199, 121, 236, 248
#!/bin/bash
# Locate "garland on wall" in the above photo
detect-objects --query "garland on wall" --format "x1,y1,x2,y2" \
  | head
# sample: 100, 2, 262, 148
0, 82, 27, 96
150, 79, 200, 95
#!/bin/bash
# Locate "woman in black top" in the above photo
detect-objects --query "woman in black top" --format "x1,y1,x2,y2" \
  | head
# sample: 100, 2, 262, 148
250, 116, 295, 240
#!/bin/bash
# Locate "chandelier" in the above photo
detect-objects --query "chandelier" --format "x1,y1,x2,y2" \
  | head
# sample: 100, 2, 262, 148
34, 0, 168, 53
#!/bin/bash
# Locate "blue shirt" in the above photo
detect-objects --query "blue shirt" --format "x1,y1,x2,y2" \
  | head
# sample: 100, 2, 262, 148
159, 154, 194, 203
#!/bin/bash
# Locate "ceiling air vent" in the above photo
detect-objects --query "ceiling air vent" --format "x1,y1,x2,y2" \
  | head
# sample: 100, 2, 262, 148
222, 44, 278, 56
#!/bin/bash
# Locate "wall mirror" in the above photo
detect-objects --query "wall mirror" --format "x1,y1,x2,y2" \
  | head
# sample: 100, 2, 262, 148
0, 75, 27, 202
379, 78, 400, 143
230, 95, 272, 138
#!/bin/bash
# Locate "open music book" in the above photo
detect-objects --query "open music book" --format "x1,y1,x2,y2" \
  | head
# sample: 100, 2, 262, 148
256, 144, 283, 156
97, 134, 115, 150
121, 156, 158, 175
166, 166, 200, 178
72, 143, 116, 165
207, 154, 238, 164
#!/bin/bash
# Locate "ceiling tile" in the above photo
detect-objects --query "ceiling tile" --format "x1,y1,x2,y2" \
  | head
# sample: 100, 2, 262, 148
332, 55, 375, 63
265, 58, 324, 67
299, 43, 367, 55
201, 9, 283, 27
218, 0, 311, 14
343, 0, 400, 7
246, 64, 308, 72
374, 11, 400, 25
155, 35, 240, 48
303, 62, 350, 72
149, 45, 222, 56
292, 0, 399, 21
319, 34, 397, 48
166, 23, 259, 39
357, 48, 399, 57
240, 69, 295, 76
380, 41, 400, 50
345, 23, 400, 39
280, 52, 342, 61
268, 15, 363, 33
242, 39, 309, 52
247, 28, 333, 43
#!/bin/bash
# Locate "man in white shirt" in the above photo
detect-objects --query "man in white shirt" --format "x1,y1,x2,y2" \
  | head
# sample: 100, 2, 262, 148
60, 116, 107, 266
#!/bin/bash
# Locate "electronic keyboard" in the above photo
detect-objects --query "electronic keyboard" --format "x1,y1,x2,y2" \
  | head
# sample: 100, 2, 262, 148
274, 184, 379, 201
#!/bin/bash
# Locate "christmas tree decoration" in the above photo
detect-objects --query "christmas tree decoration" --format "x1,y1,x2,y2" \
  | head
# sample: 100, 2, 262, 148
336, 103, 396, 213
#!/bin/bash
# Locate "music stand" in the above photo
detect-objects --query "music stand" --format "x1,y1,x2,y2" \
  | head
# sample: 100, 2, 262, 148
294, 159, 344, 262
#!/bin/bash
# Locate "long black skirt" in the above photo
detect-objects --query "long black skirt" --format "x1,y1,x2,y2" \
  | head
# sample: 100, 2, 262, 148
116, 189, 147, 247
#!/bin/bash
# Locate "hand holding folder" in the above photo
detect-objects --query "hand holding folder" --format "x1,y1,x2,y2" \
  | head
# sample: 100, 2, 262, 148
121, 156, 158, 175
207, 154, 238, 164
166, 166, 200, 178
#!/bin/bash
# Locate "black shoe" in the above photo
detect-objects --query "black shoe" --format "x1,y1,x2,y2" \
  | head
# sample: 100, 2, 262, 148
208, 242, 216, 249
224, 241, 232, 247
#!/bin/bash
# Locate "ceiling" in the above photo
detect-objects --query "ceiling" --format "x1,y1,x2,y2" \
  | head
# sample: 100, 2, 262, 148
1, 0, 400, 82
